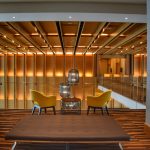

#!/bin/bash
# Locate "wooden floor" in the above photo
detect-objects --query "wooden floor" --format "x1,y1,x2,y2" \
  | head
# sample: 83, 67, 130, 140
0, 109, 150, 150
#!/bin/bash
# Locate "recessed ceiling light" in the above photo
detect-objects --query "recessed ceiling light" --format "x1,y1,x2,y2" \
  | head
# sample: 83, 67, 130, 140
125, 17, 128, 20
68, 16, 72, 19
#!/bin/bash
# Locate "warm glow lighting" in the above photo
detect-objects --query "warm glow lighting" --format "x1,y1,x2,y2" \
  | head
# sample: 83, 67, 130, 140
31, 33, 39, 36
66, 52, 73, 55
14, 33, 20, 36
36, 72, 43, 76
46, 72, 53, 77
0, 95, 4, 99
101, 33, 109, 36
8, 72, 14, 76
114, 74, 120, 77
104, 74, 111, 77
82, 33, 92, 36
28, 45, 34, 48
78, 46, 86, 48
85, 72, 93, 77
0, 72, 4, 76
55, 52, 63, 55
47, 33, 58, 36
79, 72, 83, 77
64, 33, 76, 36
76, 52, 83, 55
17, 72, 23, 76
37, 52, 43, 55
53, 46, 61, 48
91, 46, 99, 48
17, 95, 24, 100
26, 72, 33, 76
56, 72, 63, 77
47, 52, 53, 55
41, 45, 48, 48
86, 52, 93, 55
27, 52, 33, 55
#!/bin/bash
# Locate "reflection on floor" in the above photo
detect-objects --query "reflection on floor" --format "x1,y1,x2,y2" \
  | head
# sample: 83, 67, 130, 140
0, 109, 150, 150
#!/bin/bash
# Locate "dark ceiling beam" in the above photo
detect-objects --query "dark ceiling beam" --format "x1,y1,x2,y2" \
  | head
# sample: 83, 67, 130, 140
95, 23, 134, 54
84, 22, 109, 54
32, 22, 55, 54
104, 25, 146, 55
74, 21, 84, 55
56, 21, 65, 55
7, 22, 44, 54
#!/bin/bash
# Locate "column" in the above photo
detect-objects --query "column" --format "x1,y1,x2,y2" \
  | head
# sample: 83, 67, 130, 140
145, 0, 150, 130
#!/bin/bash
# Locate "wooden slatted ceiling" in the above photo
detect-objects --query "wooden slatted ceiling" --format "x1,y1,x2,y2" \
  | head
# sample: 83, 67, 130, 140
0, 21, 147, 55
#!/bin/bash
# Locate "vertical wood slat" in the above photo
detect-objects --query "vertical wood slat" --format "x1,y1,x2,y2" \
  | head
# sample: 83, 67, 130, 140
4, 54, 8, 109
14, 54, 16, 108
24, 54, 26, 109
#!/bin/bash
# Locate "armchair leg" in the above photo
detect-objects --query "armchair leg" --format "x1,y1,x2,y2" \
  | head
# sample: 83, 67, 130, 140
44, 108, 47, 114
93, 107, 96, 114
32, 106, 36, 115
105, 106, 109, 115
38, 108, 42, 115
101, 107, 104, 115
87, 106, 90, 115
53, 106, 56, 115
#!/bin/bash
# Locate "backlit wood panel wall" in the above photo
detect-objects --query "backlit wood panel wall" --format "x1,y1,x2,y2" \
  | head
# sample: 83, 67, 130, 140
0, 53, 96, 109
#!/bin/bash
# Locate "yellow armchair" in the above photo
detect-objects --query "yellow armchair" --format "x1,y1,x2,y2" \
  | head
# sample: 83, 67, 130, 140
31, 90, 56, 115
87, 90, 112, 115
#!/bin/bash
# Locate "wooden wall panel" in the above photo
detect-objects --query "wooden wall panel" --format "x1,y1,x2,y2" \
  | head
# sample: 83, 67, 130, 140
85, 55, 93, 77
16, 54, 24, 109
65, 55, 73, 77
0, 55, 4, 108
75, 55, 83, 77
55, 55, 64, 77
0, 53, 97, 109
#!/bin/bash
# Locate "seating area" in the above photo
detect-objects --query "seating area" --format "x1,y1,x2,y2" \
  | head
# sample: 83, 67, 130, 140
31, 90, 56, 115
1, 1, 150, 150
87, 90, 112, 115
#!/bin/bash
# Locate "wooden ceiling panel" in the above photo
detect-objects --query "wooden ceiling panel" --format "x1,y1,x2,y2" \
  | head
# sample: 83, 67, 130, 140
17, 22, 37, 34
82, 22, 100, 34
53, 47, 62, 53
78, 36, 92, 46
103, 22, 124, 34
65, 47, 74, 53
47, 36, 61, 46
14, 36, 32, 46
64, 36, 76, 47
61, 22, 79, 34
123, 24, 146, 35
39, 22, 58, 34
0, 23, 17, 35
108, 36, 125, 46
76, 47, 86, 53
31, 36, 46, 46
93, 36, 110, 46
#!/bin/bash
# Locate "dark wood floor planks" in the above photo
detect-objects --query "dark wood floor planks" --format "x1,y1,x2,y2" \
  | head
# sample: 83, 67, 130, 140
0, 109, 150, 150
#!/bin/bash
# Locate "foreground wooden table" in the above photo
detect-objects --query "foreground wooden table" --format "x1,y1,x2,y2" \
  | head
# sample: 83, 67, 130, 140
6, 115, 130, 150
